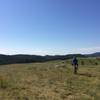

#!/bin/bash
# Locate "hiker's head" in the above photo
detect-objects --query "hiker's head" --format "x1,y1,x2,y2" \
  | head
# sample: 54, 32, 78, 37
73, 56, 77, 59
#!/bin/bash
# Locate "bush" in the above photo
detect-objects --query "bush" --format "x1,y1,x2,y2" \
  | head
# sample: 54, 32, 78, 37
0, 76, 9, 89
81, 61, 85, 65
95, 62, 98, 65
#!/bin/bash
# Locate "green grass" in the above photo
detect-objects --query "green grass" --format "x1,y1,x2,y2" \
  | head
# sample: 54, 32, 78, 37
0, 58, 100, 100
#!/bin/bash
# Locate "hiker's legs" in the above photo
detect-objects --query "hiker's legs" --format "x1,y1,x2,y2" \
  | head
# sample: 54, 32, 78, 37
74, 65, 78, 74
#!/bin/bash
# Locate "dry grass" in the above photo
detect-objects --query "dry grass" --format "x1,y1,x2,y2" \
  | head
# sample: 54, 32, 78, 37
0, 59, 100, 100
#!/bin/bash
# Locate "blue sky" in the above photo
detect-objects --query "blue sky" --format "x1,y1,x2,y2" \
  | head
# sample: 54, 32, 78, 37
0, 0, 100, 55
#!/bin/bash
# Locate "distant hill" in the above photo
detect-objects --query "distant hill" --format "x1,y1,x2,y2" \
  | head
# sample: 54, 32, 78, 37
0, 54, 84, 65
0, 52, 100, 65
85, 52, 100, 57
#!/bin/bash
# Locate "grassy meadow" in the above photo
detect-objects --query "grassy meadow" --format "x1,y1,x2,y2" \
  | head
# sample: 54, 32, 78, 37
0, 58, 100, 100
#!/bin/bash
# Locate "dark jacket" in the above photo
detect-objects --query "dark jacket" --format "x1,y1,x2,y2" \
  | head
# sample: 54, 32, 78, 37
72, 57, 78, 65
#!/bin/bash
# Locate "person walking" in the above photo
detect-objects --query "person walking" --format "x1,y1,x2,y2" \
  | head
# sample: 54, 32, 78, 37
72, 57, 78, 74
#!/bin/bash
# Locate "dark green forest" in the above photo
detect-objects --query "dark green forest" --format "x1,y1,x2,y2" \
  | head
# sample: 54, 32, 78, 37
0, 54, 85, 65
0, 52, 100, 65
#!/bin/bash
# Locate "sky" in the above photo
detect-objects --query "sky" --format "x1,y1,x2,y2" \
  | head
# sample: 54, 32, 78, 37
0, 0, 100, 55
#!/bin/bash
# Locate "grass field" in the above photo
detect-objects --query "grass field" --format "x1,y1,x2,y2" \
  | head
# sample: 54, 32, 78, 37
0, 58, 100, 100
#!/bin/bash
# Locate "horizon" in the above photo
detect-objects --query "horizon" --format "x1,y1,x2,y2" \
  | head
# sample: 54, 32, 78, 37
0, 50, 100, 56
0, 0, 100, 55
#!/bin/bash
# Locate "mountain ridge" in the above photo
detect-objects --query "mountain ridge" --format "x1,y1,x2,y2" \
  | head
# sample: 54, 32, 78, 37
0, 52, 100, 65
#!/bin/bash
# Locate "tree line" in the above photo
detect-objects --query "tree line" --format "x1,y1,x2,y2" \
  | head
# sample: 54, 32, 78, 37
0, 54, 85, 65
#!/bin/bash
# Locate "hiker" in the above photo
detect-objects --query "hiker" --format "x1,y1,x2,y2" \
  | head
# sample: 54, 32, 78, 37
72, 57, 78, 74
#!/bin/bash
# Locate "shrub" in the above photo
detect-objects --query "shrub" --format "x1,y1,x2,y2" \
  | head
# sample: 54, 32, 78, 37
0, 76, 9, 89
81, 61, 85, 65
95, 62, 98, 65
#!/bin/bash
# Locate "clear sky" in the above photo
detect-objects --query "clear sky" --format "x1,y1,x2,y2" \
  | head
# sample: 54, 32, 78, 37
0, 0, 100, 55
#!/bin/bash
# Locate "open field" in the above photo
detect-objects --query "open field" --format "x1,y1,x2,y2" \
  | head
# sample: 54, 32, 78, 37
0, 58, 100, 100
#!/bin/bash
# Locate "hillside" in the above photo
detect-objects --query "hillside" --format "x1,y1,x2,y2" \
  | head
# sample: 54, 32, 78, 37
0, 54, 85, 65
0, 58, 100, 100
0, 52, 100, 65
86, 52, 100, 57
